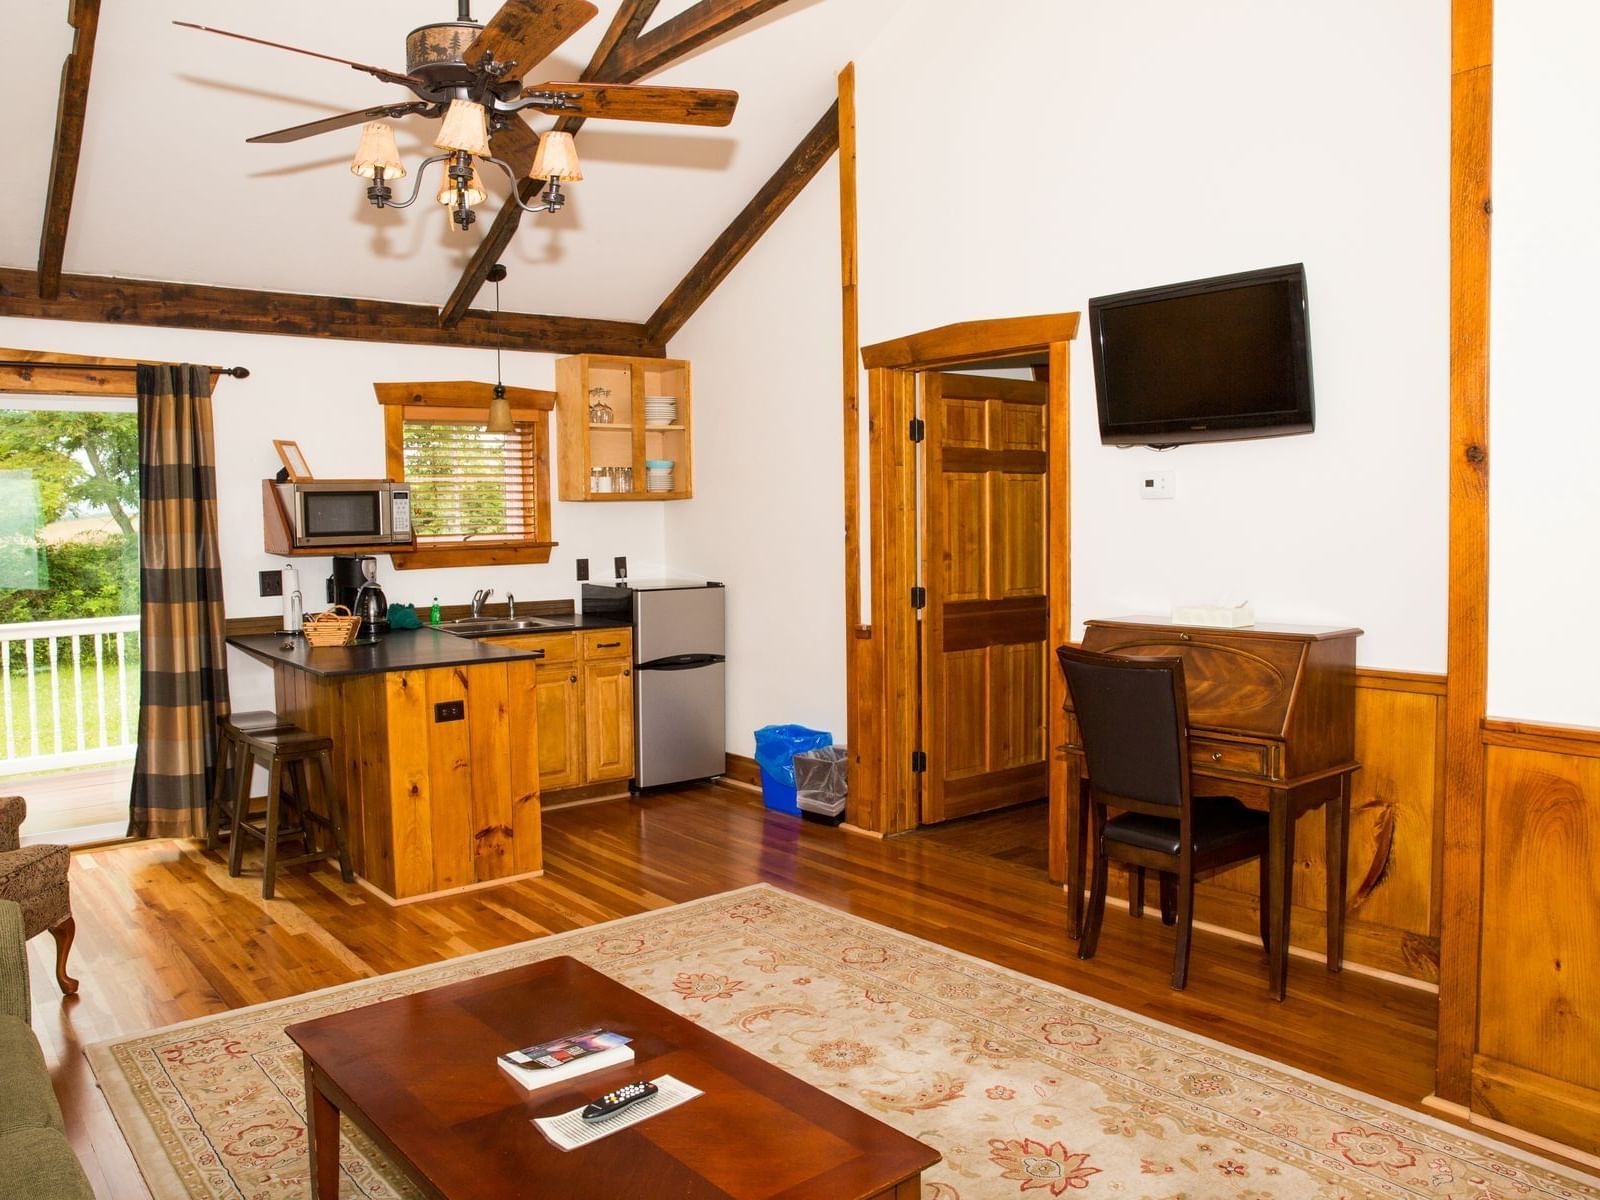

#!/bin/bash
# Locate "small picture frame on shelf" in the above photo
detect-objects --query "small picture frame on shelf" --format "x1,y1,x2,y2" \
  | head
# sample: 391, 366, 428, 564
273, 440, 313, 481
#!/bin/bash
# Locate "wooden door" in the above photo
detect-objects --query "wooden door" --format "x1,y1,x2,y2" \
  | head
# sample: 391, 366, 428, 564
583, 657, 636, 782
534, 661, 583, 790
920, 372, 1050, 823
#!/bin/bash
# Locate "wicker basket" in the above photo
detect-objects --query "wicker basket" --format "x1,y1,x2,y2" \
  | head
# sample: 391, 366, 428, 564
302, 605, 362, 647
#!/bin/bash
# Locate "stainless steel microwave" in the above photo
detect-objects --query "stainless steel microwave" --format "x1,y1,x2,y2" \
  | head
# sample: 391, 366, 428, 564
278, 481, 412, 548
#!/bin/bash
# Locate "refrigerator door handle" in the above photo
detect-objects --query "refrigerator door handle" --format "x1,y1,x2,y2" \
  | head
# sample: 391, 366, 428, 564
638, 654, 726, 672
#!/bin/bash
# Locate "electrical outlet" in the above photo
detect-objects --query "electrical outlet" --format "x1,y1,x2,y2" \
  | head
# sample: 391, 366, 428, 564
434, 700, 465, 723
1140, 471, 1176, 500
259, 570, 283, 597
614, 556, 628, 580
575, 557, 589, 581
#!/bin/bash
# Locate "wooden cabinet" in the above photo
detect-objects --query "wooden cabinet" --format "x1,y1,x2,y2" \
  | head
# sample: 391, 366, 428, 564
555, 355, 693, 501
491, 629, 634, 794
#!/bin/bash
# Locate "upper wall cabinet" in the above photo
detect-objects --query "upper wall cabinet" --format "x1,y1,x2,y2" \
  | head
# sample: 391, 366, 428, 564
555, 355, 693, 501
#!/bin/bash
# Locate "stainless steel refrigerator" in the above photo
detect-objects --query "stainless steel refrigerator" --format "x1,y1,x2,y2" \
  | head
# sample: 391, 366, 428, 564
582, 581, 726, 788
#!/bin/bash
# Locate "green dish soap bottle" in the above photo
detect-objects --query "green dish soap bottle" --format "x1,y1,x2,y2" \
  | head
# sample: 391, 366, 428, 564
430, 597, 442, 626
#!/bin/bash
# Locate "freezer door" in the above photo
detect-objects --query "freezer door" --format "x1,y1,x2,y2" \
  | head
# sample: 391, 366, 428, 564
634, 586, 725, 664
636, 660, 727, 787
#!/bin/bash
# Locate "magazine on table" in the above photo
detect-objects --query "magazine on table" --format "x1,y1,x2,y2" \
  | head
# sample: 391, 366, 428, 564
497, 1029, 634, 1091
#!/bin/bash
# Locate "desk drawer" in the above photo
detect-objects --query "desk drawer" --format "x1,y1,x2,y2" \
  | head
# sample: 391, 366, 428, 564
581, 629, 632, 661
1190, 737, 1270, 778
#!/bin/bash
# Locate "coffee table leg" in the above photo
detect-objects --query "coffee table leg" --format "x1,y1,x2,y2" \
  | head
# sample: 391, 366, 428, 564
304, 1060, 340, 1200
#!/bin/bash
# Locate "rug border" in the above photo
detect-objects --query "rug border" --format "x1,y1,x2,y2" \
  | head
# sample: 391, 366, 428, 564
85, 880, 1600, 1196
83, 883, 774, 1200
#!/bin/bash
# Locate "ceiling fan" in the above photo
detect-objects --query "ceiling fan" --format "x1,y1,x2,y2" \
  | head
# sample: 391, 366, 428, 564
176, 0, 739, 230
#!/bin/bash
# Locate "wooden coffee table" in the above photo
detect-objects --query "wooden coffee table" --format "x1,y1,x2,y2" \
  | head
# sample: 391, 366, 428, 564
285, 955, 940, 1199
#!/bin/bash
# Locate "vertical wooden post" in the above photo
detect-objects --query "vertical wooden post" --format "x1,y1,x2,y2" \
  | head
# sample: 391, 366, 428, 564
1436, 0, 1493, 1106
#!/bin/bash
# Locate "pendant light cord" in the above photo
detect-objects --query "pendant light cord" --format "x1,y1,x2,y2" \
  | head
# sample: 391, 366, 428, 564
495, 276, 503, 394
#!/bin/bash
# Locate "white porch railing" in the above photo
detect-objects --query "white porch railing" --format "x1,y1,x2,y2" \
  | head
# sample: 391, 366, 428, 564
0, 615, 140, 777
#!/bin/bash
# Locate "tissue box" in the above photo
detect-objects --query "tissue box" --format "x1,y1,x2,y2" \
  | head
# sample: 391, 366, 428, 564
1170, 603, 1255, 628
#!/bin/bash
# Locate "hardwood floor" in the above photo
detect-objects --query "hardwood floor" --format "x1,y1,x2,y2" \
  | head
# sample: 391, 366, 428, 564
30, 784, 1446, 1199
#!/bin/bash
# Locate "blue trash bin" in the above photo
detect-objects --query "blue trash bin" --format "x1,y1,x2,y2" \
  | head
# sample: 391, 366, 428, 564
753, 725, 832, 814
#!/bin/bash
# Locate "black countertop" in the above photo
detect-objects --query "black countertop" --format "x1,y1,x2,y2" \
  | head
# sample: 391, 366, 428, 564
227, 627, 545, 678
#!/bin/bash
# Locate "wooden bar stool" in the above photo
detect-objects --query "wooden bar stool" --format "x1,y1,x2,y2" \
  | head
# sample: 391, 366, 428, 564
226, 726, 354, 899
206, 710, 296, 851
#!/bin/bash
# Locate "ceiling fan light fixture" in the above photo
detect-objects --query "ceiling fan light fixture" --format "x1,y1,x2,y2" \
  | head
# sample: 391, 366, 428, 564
433, 99, 492, 157
530, 131, 583, 182
349, 121, 406, 180
437, 161, 487, 209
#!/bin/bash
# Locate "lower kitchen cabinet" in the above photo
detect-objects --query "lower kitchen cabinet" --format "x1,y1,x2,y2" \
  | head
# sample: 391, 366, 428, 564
493, 629, 634, 794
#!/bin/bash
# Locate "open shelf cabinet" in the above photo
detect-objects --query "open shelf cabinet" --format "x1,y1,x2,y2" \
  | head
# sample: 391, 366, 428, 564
556, 355, 693, 501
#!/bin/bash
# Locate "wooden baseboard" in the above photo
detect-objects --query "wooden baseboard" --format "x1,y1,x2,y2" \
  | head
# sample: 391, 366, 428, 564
353, 868, 544, 907
723, 753, 762, 792
542, 780, 632, 807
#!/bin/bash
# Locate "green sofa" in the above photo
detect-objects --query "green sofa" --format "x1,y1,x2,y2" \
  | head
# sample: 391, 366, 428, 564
0, 898, 93, 1200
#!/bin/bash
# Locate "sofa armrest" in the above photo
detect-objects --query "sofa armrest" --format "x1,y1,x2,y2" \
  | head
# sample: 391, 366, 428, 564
0, 796, 23, 853
0, 898, 29, 1024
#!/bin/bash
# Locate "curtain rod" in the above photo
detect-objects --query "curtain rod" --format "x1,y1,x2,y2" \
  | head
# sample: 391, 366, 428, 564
0, 360, 250, 378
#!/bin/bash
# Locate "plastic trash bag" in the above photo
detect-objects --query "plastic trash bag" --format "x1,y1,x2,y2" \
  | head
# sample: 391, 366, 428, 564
752, 724, 832, 814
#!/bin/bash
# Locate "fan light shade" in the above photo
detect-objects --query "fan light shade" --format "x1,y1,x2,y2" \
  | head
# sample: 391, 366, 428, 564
433, 99, 492, 157
349, 122, 406, 180
437, 164, 487, 208
486, 388, 513, 433
531, 131, 583, 182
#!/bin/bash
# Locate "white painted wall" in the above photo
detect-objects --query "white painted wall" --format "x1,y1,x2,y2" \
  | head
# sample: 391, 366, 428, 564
0, 316, 668, 713
854, 0, 1450, 671
664, 159, 848, 756
1486, 2, 1600, 725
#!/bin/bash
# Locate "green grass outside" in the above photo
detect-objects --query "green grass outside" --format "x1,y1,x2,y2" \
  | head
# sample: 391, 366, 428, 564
0, 659, 140, 766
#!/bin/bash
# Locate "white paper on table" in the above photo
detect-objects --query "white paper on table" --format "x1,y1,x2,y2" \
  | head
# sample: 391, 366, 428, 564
532, 1075, 703, 1151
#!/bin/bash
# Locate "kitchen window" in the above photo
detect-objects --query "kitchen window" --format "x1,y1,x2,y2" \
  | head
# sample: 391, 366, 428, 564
378, 383, 556, 569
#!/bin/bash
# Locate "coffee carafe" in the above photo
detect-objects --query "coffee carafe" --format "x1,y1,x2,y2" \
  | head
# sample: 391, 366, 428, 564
330, 555, 389, 638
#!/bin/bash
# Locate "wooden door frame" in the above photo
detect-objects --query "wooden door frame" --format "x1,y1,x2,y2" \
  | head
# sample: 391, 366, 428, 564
848, 314, 1079, 838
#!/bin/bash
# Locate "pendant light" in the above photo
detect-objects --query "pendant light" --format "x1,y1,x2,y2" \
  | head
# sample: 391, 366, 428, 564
486, 263, 512, 433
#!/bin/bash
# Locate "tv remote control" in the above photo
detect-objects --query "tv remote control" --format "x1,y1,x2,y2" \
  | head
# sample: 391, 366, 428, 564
581, 1080, 658, 1122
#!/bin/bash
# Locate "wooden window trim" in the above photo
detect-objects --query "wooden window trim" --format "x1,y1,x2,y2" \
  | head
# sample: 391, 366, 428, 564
380, 386, 556, 571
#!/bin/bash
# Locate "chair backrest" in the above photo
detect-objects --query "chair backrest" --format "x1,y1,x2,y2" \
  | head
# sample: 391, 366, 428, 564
1056, 645, 1191, 811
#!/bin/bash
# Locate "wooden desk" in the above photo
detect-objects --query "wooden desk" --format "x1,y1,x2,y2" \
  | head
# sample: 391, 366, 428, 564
1056, 617, 1361, 1000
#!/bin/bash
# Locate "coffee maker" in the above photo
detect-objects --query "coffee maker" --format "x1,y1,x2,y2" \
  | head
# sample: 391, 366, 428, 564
329, 555, 389, 639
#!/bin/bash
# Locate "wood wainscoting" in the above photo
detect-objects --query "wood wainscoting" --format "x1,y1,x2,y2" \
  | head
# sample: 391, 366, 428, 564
1464, 719, 1600, 1156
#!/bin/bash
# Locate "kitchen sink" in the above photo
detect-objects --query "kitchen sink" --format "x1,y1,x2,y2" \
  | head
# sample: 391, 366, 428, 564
438, 616, 567, 637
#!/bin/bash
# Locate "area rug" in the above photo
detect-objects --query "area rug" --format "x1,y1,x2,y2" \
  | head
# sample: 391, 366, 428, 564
88, 884, 1599, 1200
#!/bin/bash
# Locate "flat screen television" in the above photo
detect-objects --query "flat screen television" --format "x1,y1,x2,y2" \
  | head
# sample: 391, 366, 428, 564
1088, 263, 1314, 447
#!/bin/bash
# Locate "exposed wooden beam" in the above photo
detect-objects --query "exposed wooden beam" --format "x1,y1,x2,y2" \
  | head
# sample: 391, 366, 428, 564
38, 0, 102, 301
645, 101, 839, 346
0, 269, 663, 357
439, 0, 800, 329
610, 0, 792, 81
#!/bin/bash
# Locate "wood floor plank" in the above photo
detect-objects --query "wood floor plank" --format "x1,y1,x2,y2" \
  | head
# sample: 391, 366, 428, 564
23, 784, 1471, 1199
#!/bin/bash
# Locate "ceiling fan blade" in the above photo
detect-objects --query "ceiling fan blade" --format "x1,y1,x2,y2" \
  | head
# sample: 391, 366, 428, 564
173, 21, 420, 88
466, 0, 599, 76
489, 116, 540, 179
521, 82, 739, 127
246, 102, 438, 145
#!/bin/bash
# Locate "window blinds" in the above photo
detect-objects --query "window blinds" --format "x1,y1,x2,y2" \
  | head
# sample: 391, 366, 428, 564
401, 420, 539, 542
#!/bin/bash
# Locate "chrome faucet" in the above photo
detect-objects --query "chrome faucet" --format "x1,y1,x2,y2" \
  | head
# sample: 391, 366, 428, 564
471, 587, 493, 618
506, 593, 516, 618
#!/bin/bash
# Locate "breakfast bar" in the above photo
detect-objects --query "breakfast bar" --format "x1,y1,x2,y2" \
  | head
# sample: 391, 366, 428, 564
228, 629, 546, 904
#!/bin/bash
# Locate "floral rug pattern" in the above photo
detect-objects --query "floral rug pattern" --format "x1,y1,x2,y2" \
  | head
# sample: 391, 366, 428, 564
88, 884, 1600, 1200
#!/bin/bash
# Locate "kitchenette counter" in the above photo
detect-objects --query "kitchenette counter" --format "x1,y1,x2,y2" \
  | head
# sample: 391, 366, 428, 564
227, 627, 543, 676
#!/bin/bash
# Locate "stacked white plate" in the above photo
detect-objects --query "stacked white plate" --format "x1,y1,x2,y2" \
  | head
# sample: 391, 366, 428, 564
644, 396, 678, 427
645, 458, 675, 493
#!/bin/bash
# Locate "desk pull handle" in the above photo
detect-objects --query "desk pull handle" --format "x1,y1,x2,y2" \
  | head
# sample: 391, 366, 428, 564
596, 641, 622, 649
1179, 632, 1192, 641
1210, 751, 1223, 762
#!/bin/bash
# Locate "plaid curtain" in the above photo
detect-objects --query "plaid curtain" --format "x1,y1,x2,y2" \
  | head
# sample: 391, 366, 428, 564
129, 365, 230, 839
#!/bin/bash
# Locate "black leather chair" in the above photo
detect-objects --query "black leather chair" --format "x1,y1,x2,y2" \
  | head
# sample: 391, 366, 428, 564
1056, 645, 1271, 990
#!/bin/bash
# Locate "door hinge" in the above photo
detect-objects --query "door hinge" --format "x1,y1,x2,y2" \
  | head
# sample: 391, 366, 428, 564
910, 585, 926, 610
911, 750, 927, 774
908, 417, 925, 443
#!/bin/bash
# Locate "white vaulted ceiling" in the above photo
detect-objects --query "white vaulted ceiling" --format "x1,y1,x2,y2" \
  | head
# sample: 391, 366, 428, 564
1, 0, 899, 321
